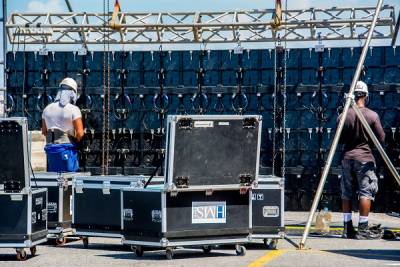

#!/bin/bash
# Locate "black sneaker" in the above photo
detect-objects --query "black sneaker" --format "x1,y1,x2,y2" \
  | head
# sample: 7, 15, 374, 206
356, 222, 382, 240
342, 221, 357, 239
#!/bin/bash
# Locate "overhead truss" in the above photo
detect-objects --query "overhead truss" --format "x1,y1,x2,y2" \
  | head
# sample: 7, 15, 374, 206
6, 5, 397, 45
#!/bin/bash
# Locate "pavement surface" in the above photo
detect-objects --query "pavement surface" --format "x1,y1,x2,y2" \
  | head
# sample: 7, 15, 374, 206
0, 212, 399, 267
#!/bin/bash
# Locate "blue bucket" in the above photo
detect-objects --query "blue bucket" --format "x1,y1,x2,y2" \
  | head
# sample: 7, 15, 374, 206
44, 143, 79, 172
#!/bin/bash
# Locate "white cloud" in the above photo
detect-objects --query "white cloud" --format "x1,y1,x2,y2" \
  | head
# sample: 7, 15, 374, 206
27, 0, 64, 13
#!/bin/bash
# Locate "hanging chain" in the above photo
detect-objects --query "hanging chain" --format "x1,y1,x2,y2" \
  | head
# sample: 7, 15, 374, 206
101, 0, 106, 175
101, 0, 111, 175
282, 0, 288, 180
106, 0, 111, 175
272, 40, 277, 176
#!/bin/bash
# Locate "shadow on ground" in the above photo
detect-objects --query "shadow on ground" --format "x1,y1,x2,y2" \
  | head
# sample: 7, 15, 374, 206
325, 249, 400, 262
97, 249, 235, 261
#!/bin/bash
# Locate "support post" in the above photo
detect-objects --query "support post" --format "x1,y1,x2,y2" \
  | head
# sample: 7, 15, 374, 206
299, 0, 384, 249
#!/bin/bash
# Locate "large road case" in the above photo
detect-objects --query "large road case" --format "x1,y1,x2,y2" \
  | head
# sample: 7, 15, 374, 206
31, 172, 87, 245
0, 188, 48, 260
72, 175, 157, 247
120, 115, 262, 259
121, 187, 250, 259
165, 115, 262, 191
251, 175, 285, 249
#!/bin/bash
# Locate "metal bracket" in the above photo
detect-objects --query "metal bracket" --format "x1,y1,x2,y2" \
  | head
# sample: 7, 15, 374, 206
175, 176, 189, 188
239, 173, 253, 186
102, 181, 111, 195
243, 117, 258, 129
177, 118, 193, 130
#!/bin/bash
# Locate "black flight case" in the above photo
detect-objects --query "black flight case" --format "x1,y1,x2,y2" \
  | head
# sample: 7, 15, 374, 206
31, 172, 87, 245
0, 117, 48, 260
121, 115, 262, 260
251, 175, 285, 249
72, 175, 162, 247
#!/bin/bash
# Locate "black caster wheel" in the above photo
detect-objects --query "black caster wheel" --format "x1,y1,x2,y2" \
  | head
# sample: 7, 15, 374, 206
235, 245, 246, 256
202, 245, 212, 253
134, 246, 144, 257
82, 237, 89, 248
16, 249, 27, 261
56, 237, 67, 246
268, 239, 278, 250
166, 248, 174, 260
30, 246, 37, 257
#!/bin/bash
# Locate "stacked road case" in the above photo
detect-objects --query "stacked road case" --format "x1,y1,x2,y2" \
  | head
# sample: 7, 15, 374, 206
121, 115, 262, 259
31, 172, 87, 245
0, 117, 48, 260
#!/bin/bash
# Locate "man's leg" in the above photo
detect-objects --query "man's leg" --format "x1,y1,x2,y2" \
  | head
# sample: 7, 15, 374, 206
341, 160, 356, 238
359, 197, 371, 223
355, 161, 380, 239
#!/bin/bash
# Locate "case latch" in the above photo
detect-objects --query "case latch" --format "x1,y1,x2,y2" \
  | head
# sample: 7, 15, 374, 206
177, 118, 193, 130
102, 181, 111, 195
242, 117, 258, 129
175, 176, 189, 188
75, 180, 84, 194
239, 173, 253, 186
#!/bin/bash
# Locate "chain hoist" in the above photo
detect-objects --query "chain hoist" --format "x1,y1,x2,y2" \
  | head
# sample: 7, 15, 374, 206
102, 0, 111, 175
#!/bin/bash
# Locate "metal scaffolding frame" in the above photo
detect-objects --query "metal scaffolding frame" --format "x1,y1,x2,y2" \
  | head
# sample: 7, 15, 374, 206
5, 5, 397, 46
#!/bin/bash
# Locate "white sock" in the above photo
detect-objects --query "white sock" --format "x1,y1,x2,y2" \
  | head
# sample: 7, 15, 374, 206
343, 213, 352, 222
359, 216, 368, 224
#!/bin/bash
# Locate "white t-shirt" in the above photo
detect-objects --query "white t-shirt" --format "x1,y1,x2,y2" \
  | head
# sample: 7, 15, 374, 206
42, 102, 82, 135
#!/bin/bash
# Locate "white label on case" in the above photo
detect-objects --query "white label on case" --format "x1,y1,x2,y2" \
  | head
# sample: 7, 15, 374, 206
194, 121, 214, 128
11, 195, 23, 201
192, 201, 226, 224
218, 122, 230, 126
0, 184, 4, 190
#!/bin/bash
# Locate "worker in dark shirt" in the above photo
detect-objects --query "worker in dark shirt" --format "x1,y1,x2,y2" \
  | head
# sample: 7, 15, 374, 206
338, 81, 385, 240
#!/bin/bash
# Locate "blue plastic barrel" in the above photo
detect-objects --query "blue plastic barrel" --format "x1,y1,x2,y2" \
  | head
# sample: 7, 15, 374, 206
44, 143, 79, 172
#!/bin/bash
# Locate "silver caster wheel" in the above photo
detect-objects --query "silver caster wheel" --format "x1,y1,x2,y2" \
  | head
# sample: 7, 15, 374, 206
82, 237, 89, 248
134, 246, 144, 257
30, 246, 37, 257
235, 245, 246, 256
16, 249, 27, 261
166, 248, 174, 260
202, 245, 212, 253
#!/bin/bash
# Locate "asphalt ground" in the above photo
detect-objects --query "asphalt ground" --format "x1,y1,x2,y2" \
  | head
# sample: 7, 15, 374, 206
0, 212, 399, 267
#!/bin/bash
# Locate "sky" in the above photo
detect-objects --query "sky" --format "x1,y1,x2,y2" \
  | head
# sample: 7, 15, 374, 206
6, 0, 400, 13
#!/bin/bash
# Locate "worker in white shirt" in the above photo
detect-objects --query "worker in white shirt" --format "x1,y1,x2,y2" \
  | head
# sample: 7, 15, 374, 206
41, 77, 84, 172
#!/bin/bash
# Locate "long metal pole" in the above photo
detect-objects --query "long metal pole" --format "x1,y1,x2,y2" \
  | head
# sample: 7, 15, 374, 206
299, 0, 384, 249
392, 11, 400, 47
352, 103, 400, 186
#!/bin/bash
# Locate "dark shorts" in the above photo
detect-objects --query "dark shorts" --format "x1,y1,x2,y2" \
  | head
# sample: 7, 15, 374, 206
341, 159, 378, 201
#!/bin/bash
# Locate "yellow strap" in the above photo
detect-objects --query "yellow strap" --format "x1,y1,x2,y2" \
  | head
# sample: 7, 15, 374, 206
109, 0, 122, 31
271, 0, 282, 29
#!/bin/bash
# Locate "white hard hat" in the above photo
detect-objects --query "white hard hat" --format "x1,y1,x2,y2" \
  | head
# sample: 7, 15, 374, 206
354, 81, 368, 96
59, 77, 78, 93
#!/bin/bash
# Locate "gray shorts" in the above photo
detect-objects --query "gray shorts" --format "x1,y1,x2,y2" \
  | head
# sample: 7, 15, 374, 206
341, 159, 378, 201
